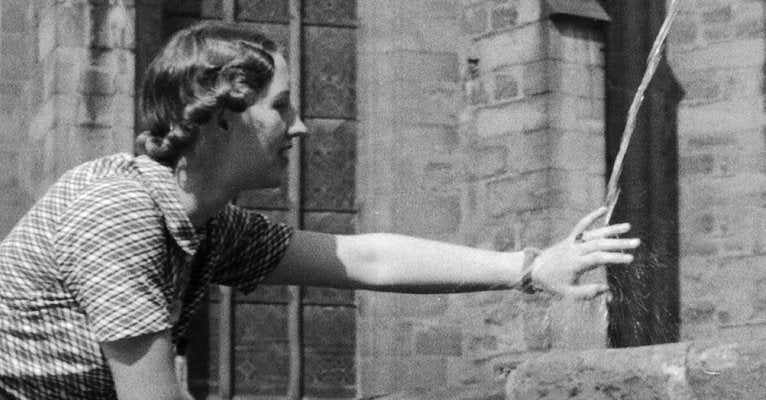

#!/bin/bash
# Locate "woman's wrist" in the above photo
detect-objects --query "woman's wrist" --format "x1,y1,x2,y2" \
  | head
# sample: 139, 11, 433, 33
519, 247, 543, 294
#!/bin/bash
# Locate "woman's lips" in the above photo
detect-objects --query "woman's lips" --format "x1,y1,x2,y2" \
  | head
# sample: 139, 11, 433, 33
278, 145, 292, 159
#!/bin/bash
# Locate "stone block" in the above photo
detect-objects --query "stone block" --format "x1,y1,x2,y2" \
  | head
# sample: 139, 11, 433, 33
303, 348, 356, 398
521, 295, 553, 351
553, 171, 605, 210
358, 355, 452, 397
393, 190, 462, 238
416, 326, 463, 356
75, 94, 134, 128
54, 47, 88, 94
17, 130, 56, 198
492, 68, 521, 101
490, 2, 519, 32
669, 16, 700, 48
358, 2, 461, 53
418, 158, 462, 192
687, 339, 766, 398
303, 305, 356, 347
386, 293, 449, 321
678, 99, 763, 134
679, 66, 764, 106
549, 20, 605, 66
734, 17, 765, 40
65, 125, 118, 164
232, 344, 289, 396
359, 383, 505, 400
680, 239, 719, 257
1, 0, 30, 33
303, 211, 356, 235
303, 26, 356, 119
0, 81, 23, 119
478, 22, 547, 71
234, 303, 288, 343
549, 94, 604, 131
0, 182, 33, 238
476, 96, 549, 138
468, 79, 490, 106
392, 80, 459, 125
90, 5, 136, 49
100, 50, 135, 95
0, 151, 19, 185
38, 6, 58, 62
304, 0, 357, 26
235, 284, 289, 304
669, 38, 765, 71
681, 256, 766, 329
357, 315, 415, 357
28, 99, 56, 142
701, 5, 732, 24
235, 0, 288, 23
1, 33, 35, 81
483, 170, 554, 216
399, 125, 459, 155
550, 129, 604, 174
389, 51, 460, 84
56, 1, 90, 48
470, 145, 508, 179
112, 126, 135, 153
463, 1, 488, 36
302, 119, 356, 212
80, 64, 118, 95
302, 286, 355, 306
506, 342, 692, 399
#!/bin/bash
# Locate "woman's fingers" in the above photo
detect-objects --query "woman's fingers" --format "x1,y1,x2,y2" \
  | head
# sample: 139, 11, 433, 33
580, 223, 631, 240
581, 251, 634, 269
570, 207, 607, 237
579, 238, 640, 253
563, 283, 609, 300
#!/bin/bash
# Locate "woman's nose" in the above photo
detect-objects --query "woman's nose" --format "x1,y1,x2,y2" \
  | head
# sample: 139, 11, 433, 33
287, 115, 308, 139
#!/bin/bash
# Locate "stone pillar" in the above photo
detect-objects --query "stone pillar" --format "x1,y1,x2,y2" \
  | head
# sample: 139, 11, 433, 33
356, 0, 465, 395
0, 0, 38, 236
0, 0, 136, 232
457, 0, 610, 380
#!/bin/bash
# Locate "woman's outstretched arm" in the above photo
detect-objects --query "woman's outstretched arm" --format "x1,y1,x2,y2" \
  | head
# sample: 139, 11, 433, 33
263, 207, 640, 299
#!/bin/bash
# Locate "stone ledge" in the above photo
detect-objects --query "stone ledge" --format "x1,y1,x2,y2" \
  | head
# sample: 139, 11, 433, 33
358, 382, 504, 400
507, 336, 766, 399
360, 336, 766, 399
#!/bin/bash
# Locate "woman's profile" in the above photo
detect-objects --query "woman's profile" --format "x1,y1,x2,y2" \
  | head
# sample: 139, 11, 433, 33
0, 21, 640, 400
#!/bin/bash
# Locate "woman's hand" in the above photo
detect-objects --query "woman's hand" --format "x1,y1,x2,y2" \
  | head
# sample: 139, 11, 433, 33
530, 207, 640, 299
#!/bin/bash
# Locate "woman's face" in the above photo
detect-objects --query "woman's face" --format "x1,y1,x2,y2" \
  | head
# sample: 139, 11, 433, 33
224, 52, 307, 190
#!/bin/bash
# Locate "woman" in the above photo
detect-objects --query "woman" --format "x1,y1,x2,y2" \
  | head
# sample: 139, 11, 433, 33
0, 21, 639, 400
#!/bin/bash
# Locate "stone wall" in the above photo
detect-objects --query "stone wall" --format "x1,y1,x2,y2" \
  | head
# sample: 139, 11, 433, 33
356, 0, 610, 396
0, 0, 135, 237
669, 0, 766, 342
355, 0, 466, 393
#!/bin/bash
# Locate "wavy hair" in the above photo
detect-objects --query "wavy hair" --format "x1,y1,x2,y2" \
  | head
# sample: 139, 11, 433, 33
135, 21, 278, 166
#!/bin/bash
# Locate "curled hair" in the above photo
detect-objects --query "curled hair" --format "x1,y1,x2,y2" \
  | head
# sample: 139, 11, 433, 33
136, 21, 278, 166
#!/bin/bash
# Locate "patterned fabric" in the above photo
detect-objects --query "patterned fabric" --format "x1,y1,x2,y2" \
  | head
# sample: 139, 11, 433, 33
0, 153, 293, 399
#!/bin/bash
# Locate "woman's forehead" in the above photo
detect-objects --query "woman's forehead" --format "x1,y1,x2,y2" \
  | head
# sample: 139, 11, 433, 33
268, 53, 291, 92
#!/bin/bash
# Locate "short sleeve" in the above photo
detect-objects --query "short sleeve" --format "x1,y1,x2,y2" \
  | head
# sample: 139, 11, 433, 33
55, 178, 174, 342
208, 205, 293, 294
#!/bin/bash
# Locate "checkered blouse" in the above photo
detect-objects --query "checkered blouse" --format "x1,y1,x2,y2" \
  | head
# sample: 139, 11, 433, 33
0, 153, 293, 399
